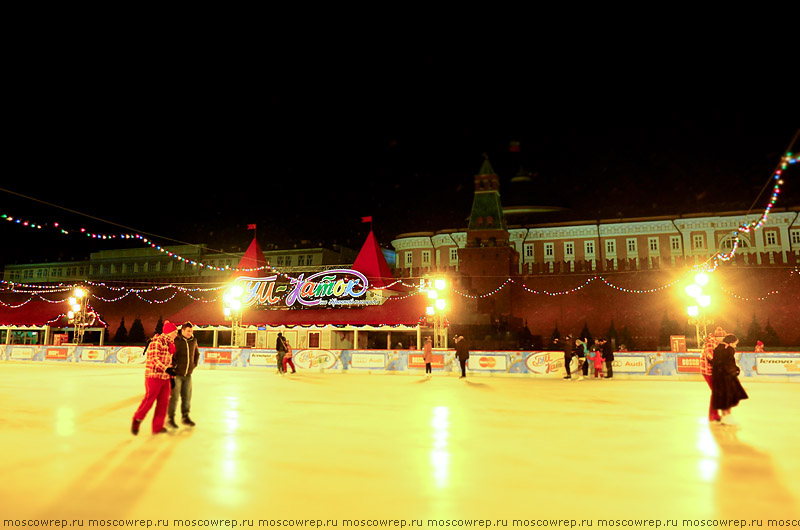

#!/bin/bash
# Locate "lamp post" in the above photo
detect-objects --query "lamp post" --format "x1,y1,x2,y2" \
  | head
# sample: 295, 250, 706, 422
67, 286, 89, 345
223, 284, 244, 347
686, 273, 713, 349
426, 277, 449, 349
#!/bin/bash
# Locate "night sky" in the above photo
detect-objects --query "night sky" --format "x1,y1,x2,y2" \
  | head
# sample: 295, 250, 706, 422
2, 51, 797, 270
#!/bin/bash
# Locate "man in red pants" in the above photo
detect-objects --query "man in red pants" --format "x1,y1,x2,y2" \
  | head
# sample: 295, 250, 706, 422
700, 333, 721, 423
131, 321, 179, 435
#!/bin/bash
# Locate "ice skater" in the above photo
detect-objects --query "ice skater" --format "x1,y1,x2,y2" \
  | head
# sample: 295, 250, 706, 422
712, 334, 748, 426
600, 337, 614, 379
454, 335, 469, 379
700, 333, 721, 423
282, 339, 296, 374
423, 337, 433, 377
587, 344, 604, 378
574, 338, 588, 381
560, 335, 575, 380
131, 321, 178, 435
167, 322, 199, 429
276, 332, 287, 374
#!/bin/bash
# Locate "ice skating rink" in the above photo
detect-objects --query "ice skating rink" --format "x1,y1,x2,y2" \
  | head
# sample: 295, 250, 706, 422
1, 362, 799, 522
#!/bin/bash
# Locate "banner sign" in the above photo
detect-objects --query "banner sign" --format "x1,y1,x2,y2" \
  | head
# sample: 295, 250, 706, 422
468, 354, 508, 371
204, 349, 233, 364
80, 348, 106, 362
676, 355, 702, 373
408, 353, 445, 369
236, 269, 378, 309
46, 347, 69, 360
755, 357, 800, 375
611, 356, 648, 372
293, 349, 339, 370
350, 352, 386, 369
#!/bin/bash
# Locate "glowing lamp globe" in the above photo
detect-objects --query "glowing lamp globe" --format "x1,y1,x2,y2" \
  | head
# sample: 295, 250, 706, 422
687, 306, 699, 317
434, 279, 446, 290
74, 288, 87, 299
427, 290, 439, 299
231, 285, 244, 299
435, 299, 447, 311
685, 284, 702, 298
426, 306, 435, 316
697, 295, 711, 307
694, 273, 709, 286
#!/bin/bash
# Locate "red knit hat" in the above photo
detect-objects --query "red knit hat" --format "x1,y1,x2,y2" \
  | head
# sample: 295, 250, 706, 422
163, 321, 178, 334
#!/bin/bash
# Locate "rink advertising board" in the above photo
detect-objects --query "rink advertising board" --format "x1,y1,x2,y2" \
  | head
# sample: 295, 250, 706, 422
203, 349, 233, 364
115, 347, 145, 364
80, 349, 106, 362
350, 352, 386, 369
248, 350, 278, 367
408, 353, 445, 369
610, 356, 648, 372
755, 357, 800, 375
525, 352, 564, 375
468, 353, 508, 371
676, 355, 702, 373
292, 350, 338, 370
46, 347, 69, 360
10, 347, 34, 360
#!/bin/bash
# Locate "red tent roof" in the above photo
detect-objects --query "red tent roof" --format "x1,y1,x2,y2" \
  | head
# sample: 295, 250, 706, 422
232, 238, 269, 278
352, 231, 398, 290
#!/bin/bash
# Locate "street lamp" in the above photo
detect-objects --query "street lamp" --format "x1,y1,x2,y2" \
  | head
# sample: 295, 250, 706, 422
685, 274, 713, 349
67, 286, 89, 344
223, 283, 244, 346
425, 277, 449, 349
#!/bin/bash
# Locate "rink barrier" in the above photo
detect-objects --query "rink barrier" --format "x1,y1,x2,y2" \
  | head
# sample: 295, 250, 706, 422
2, 344, 800, 379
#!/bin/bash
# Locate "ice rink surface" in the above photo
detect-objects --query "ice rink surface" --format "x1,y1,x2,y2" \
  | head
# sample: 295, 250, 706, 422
1, 363, 799, 522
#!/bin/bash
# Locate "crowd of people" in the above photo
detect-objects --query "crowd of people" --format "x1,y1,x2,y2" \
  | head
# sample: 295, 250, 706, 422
557, 335, 615, 381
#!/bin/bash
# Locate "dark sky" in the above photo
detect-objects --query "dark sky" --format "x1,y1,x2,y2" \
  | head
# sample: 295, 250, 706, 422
2, 50, 798, 269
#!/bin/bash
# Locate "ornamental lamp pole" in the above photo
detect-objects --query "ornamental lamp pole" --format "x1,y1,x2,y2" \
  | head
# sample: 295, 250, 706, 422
223, 284, 244, 346
68, 286, 89, 345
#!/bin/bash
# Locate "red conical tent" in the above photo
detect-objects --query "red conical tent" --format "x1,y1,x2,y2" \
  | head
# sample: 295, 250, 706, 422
231, 238, 269, 278
352, 231, 398, 290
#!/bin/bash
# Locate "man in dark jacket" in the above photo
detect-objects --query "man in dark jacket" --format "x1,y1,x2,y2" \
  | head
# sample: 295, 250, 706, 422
275, 332, 287, 374
560, 335, 574, 380
601, 337, 614, 379
167, 322, 200, 428
455, 335, 469, 379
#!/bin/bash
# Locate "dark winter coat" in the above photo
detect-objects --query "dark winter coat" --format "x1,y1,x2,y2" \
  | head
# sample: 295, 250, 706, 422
711, 344, 749, 410
172, 334, 200, 377
276, 335, 287, 353
455, 339, 470, 361
601, 342, 614, 362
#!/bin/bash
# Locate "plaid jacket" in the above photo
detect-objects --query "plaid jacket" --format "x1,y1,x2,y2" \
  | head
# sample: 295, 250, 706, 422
701, 337, 718, 376
145, 334, 174, 380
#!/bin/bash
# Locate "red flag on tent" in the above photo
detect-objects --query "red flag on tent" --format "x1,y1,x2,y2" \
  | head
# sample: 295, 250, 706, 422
361, 216, 373, 223
247, 224, 257, 230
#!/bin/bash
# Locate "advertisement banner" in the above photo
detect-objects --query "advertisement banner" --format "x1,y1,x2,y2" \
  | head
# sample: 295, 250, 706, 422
350, 352, 386, 369
293, 350, 339, 370
10, 347, 35, 360
204, 350, 233, 364
80, 349, 106, 362
115, 347, 146, 364
611, 356, 648, 372
408, 353, 445, 369
676, 355, 701, 373
46, 347, 70, 360
755, 357, 800, 375
249, 350, 278, 367
468, 354, 508, 371
525, 351, 566, 375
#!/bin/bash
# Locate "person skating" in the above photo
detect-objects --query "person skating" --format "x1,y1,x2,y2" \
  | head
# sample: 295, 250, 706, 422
282, 339, 296, 374
712, 334, 749, 426
454, 335, 469, 379
560, 335, 574, 380
275, 332, 287, 374
700, 333, 721, 423
166, 322, 199, 429
574, 338, 587, 381
423, 337, 433, 378
600, 337, 614, 379
131, 321, 178, 435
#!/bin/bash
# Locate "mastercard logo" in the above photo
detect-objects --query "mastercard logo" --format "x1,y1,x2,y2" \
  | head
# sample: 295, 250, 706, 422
479, 357, 496, 368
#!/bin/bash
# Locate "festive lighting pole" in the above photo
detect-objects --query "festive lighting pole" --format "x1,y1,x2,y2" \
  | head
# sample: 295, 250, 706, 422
685, 273, 713, 349
425, 278, 449, 349
67, 286, 89, 344
223, 284, 244, 347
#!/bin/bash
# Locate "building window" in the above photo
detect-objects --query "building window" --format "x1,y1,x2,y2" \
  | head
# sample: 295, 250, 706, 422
450, 248, 458, 264
606, 240, 616, 256
421, 250, 431, 266
524, 244, 534, 259
648, 237, 659, 253
670, 236, 681, 252
405, 252, 413, 267
564, 242, 574, 257
693, 234, 705, 250
791, 230, 800, 246
585, 241, 595, 256
285, 256, 292, 267
307, 255, 313, 265
544, 243, 554, 259
308, 331, 320, 349
765, 231, 777, 246
298, 256, 305, 266
627, 238, 637, 254
277, 257, 283, 266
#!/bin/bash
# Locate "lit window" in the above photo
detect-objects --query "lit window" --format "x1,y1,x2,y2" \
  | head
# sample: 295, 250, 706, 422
544, 243, 554, 258
791, 230, 800, 246
648, 237, 659, 252
766, 231, 777, 246
421, 250, 431, 265
450, 248, 458, 264
525, 244, 534, 259
627, 238, 637, 253
693, 235, 705, 249
564, 242, 574, 257
405, 252, 413, 267
606, 240, 616, 255
670, 236, 681, 251
585, 241, 595, 256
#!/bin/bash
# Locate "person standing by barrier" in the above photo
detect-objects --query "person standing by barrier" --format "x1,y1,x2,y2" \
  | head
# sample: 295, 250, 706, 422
167, 322, 199, 429
276, 332, 287, 374
574, 338, 587, 381
282, 339, 296, 374
423, 337, 433, 378
712, 334, 748, 426
600, 337, 614, 379
455, 335, 469, 379
700, 333, 721, 423
587, 344, 604, 378
131, 321, 178, 435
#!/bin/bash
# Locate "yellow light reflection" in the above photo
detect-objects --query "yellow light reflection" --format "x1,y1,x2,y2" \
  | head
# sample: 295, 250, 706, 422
430, 406, 450, 489
55, 407, 76, 437
696, 427, 719, 483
